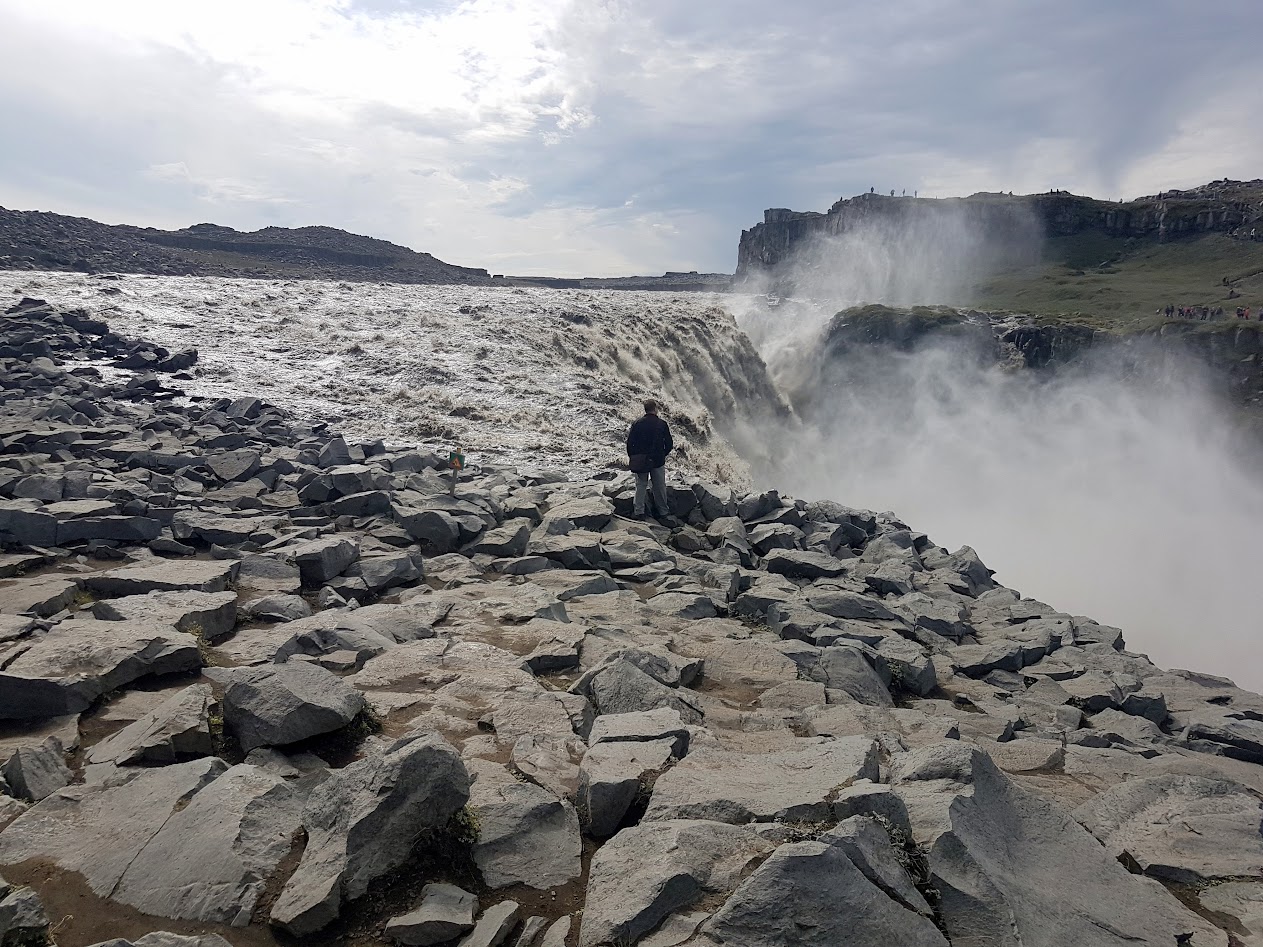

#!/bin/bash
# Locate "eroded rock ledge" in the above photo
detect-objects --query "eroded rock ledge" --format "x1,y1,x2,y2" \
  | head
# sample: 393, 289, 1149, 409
1, 296, 1261, 947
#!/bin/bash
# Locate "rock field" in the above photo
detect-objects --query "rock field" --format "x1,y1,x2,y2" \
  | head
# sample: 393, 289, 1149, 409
0, 294, 1261, 947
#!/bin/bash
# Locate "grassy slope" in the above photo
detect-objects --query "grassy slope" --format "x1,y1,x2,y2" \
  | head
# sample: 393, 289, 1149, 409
964, 232, 1263, 333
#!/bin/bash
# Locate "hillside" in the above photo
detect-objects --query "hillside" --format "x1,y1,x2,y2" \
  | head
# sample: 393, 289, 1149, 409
737, 179, 1263, 329
0, 207, 494, 284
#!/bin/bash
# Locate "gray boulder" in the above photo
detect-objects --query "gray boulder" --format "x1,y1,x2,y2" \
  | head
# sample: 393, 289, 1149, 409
92, 590, 238, 642
587, 660, 703, 725
216, 662, 366, 752
386, 883, 478, 946
288, 535, 360, 586
588, 708, 690, 757
579, 738, 677, 837
763, 549, 846, 579
804, 588, 901, 623
0, 877, 49, 947
271, 733, 470, 935
643, 738, 880, 824
469, 762, 582, 890
579, 820, 773, 947
694, 832, 947, 947
807, 646, 892, 707
459, 901, 520, 947
0, 736, 71, 802
893, 743, 1229, 947
823, 816, 931, 916
86, 683, 214, 766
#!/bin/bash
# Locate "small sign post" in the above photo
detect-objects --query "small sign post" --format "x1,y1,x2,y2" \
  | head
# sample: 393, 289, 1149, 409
448, 448, 465, 496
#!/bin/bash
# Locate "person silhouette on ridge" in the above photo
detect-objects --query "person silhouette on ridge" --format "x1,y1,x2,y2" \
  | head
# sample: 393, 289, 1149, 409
626, 399, 674, 521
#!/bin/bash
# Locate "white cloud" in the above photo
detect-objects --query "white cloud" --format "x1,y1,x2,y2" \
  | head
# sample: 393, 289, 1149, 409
0, 0, 1260, 273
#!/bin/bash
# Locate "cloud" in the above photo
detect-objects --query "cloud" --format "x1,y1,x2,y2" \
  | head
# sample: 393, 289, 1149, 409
0, 0, 1260, 273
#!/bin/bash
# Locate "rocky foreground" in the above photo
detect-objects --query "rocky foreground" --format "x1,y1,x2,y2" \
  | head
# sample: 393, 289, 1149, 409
0, 297, 1261, 947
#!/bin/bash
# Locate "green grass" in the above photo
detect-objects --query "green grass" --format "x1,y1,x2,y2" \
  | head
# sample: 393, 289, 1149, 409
965, 233, 1263, 330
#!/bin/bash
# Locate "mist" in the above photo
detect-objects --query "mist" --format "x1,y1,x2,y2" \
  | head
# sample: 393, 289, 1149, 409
730, 215, 1263, 693
748, 195, 1043, 309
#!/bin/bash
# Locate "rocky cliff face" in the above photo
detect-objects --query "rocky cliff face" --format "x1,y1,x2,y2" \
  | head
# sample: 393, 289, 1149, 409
737, 179, 1263, 283
0, 208, 493, 284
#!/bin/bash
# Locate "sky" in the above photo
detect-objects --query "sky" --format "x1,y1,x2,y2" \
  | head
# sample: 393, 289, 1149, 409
1, 0, 1261, 276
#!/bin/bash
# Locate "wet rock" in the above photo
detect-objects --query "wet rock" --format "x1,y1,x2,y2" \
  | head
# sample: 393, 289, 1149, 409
92, 589, 238, 642
386, 883, 479, 946
643, 738, 880, 824
86, 683, 214, 766
271, 733, 470, 935
214, 662, 366, 751
1074, 774, 1263, 884
0, 736, 71, 802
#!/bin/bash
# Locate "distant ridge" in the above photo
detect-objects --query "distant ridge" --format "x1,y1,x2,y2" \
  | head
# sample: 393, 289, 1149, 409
737, 179, 1263, 283
0, 207, 493, 284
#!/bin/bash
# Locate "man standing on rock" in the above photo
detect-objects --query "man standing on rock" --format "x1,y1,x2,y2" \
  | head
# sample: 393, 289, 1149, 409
626, 399, 673, 520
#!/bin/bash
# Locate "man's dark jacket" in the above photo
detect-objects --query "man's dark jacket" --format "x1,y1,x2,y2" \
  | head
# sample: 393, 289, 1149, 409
626, 414, 673, 469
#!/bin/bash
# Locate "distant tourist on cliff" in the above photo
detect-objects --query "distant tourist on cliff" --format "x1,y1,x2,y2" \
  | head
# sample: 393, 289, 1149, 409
626, 399, 674, 521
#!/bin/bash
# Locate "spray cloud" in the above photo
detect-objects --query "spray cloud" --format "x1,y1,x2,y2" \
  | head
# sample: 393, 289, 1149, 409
732, 207, 1263, 691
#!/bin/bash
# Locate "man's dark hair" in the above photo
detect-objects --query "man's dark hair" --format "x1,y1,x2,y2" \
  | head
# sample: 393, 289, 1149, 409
643, 399, 659, 414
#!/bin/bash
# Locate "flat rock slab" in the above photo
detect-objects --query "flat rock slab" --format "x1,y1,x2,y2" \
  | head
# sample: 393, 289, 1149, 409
0, 619, 201, 719
111, 763, 303, 925
643, 738, 880, 824
579, 819, 772, 947
1074, 773, 1263, 884
587, 708, 690, 755
82, 559, 239, 597
92, 590, 238, 642
0, 758, 226, 897
215, 662, 366, 752
0, 575, 78, 617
